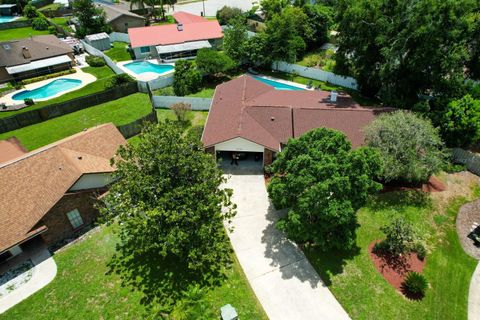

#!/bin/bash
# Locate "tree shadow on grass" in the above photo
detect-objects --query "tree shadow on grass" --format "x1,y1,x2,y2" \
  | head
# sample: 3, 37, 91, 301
261, 202, 360, 288
106, 248, 228, 316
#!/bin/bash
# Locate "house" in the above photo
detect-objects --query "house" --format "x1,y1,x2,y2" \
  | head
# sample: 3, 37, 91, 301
0, 35, 74, 84
128, 12, 223, 60
0, 124, 126, 263
99, 4, 145, 33
202, 75, 392, 167
0, 4, 17, 16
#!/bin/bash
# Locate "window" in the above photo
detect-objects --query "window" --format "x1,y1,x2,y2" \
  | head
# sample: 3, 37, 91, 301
140, 46, 150, 53
66, 209, 84, 229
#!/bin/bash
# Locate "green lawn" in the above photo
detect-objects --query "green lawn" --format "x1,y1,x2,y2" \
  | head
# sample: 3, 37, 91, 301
297, 49, 336, 72
0, 224, 267, 320
39, 3, 63, 12
0, 83, 13, 95
304, 182, 480, 320
0, 93, 152, 150
0, 26, 49, 42
0, 66, 115, 119
104, 42, 132, 62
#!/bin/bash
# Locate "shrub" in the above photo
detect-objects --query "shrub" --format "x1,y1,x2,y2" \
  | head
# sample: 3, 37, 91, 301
173, 60, 202, 96
403, 272, 428, 296
170, 102, 191, 123
379, 218, 417, 256
195, 48, 236, 76
216, 6, 244, 25
21, 69, 76, 85
23, 2, 40, 19
85, 55, 106, 67
32, 17, 49, 30
104, 74, 134, 89
414, 242, 427, 260
24, 98, 34, 106
155, 86, 175, 96
48, 25, 57, 34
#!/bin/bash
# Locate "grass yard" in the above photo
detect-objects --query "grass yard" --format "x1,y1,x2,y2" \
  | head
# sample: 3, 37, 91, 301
297, 49, 336, 72
304, 175, 480, 320
0, 93, 152, 150
0, 224, 267, 320
0, 66, 115, 119
104, 42, 132, 62
0, 26, 49, 42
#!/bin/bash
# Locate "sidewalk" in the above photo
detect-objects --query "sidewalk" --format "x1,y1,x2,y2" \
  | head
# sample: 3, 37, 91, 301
224, 171, 350, 320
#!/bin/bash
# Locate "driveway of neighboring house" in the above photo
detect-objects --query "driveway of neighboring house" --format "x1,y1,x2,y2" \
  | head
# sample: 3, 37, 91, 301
171, 0, 257, 17
0, 245, 57, 314
223, 163, 351, 320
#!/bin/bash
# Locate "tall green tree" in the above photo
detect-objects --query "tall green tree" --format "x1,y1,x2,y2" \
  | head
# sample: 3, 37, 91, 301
260, 0, 288, 20
73, 0, 110, 38
437, 95, 480, 148
268, 128, 382, 250
336, 0, 479, 107
244, 32, 271, 67
173, 60, 202, 96
216, 5, 244, 25
302, 4, 332, 49
365, 111, 445, 183
100, 121, 236, 310
195, 49, 235, 76
223, 16, 249, 64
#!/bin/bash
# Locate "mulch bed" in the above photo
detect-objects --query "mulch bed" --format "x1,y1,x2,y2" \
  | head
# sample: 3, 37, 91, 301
369, 241, 426, 298
381, 176, 446, 193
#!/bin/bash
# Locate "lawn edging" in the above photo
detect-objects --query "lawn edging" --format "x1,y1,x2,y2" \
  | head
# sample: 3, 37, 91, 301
0, 82, 139, 134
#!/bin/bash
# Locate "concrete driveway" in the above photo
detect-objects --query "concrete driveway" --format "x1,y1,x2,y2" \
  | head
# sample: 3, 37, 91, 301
171, 0, 257, 17
223, 169, 350, 320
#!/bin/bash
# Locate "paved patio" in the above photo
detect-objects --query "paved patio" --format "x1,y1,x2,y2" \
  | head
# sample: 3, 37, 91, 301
223, 165, 350, 319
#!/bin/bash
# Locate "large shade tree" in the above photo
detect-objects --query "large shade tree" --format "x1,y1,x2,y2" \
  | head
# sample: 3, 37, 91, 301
73, 0, 110, 38
267, 128, 382, 250
365, 111, 445, 183
100, 121, 236, 310
336, 0, 479, 107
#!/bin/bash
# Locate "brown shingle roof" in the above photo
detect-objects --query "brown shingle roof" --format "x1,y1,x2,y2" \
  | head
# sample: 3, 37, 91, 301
0, 124, 126, 252
0, 137, 27, 164
202, 75, 392, 151
0, 35, 73, 68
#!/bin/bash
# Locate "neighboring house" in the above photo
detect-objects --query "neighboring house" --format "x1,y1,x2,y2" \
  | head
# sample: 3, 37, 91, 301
0, 4, 17, 16
202, 75, 392, 166
0, 124, 126, 263
99, 4, 145, 33
128, 12, 223, 60
0, 35, 74, 83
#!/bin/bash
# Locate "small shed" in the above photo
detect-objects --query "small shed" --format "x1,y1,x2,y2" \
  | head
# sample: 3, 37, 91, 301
84, 32, 110, 51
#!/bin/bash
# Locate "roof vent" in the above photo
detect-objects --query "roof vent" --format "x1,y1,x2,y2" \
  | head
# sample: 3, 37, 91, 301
3, 44, 11, 50
77, 156, 83, 160
330, 90, 338, 102
177, 23, 183, 31
270, 117, 275, 121
22, 46, 31, 59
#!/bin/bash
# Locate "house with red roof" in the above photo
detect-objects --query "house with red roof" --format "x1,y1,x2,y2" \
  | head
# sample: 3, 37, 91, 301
128, 12, 223, 60
202, 75, 392, 167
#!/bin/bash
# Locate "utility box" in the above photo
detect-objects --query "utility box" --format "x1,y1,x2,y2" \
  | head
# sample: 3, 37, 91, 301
220, 304, 238, 320
84, 32, 111, 51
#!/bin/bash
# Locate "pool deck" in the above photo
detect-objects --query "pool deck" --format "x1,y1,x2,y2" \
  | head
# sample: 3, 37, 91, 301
0, 67, 96, 107
117, 59, 175, 82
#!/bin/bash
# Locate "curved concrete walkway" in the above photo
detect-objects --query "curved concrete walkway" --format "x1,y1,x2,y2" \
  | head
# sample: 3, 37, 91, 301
223, 168, 350, 320
0, 248, 57, 314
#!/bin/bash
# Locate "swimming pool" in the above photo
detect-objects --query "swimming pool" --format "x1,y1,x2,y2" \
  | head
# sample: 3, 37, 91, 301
0, 16, 16, 23
12, 78, 82, 101
124, 61, 174, 75
253, 76, 304, 91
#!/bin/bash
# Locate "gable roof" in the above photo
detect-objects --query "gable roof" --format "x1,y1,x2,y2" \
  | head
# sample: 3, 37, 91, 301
99, 4, 145, 23
202, 75, 392, 151
128, 12, 223, 48
0, 124, 126, 253
0, 35, 73, 68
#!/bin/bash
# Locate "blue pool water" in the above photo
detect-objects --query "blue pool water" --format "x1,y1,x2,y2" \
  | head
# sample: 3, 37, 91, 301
0, 16, 16, 23
253, 76, 304, 91
124, 61, 174, 75
12, 78, 82, 101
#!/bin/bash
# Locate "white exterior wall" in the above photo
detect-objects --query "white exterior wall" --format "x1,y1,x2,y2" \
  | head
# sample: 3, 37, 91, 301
132, 46, 157, 59
69, 173, 113, 191
9, 245, 22, 256
215, 137, 265, 152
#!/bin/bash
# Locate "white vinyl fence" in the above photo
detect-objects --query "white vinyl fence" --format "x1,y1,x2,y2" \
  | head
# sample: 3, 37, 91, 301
152, 96, 212, 110
109, 32, 130, 43
138, 74, 174, 92
272, 61, 358, 90
81, 40, 125, 75
452, 148, 480, 176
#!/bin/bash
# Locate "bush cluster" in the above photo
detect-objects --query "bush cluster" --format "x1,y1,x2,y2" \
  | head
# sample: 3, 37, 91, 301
104, 74, 134, 89
24, 98, 34, 106
403, 272, 428, 296
21, 69, 76, 85
85, 55, 106, 67
32, 16, 49, 30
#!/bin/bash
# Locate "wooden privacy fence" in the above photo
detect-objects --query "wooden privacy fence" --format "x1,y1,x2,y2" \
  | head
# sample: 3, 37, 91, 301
452, 148, 480, 176
0, 82, 138, 133
272, 61, 358, 90
117, 110, 157, 138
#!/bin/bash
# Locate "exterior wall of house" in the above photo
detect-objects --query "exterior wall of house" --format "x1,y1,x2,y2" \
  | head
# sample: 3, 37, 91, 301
0, 67, 12, 83
69, 173, 113, 191
132, 45, 157, 59
215, 137, 265, 153
110, 16, 145, 33
9, 61, 73, 82
263, 148, 275, 167
33, 189, 105, 246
